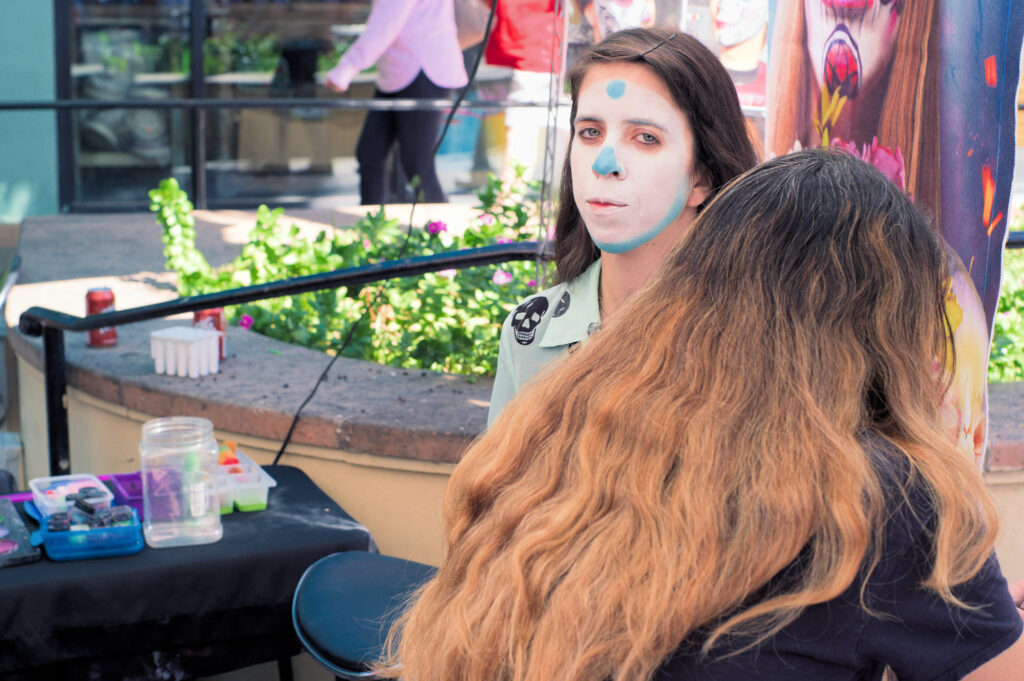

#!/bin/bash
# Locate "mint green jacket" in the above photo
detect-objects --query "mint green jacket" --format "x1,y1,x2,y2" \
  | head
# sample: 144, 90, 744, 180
487, 260, 602, 426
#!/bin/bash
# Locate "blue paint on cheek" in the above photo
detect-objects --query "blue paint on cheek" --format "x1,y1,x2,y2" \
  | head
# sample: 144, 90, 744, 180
589, 181, 689, 254
606, 80, 626, 99
592, 146, 622, 176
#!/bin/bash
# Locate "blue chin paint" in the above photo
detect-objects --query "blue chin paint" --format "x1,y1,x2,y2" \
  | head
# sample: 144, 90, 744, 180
606, 79, 626, 99
592, 146, 622, 176
589, 180, 690, 254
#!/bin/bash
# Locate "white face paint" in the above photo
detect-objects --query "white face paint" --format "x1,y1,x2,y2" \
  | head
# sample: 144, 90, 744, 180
711, 0, 769, 48
571, 62, 704, 255
593, 0, 649, 40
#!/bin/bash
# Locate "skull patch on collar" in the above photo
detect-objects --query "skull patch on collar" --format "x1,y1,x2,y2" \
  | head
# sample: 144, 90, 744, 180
511, 297, 549, 345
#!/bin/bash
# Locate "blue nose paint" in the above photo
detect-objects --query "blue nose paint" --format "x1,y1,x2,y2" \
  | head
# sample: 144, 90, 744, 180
592, 146, 622, 176
606, 79, 626, 99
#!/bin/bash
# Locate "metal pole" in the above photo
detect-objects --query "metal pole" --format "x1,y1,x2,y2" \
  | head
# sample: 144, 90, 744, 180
190, 0, 208, 209
53, 0, 75, 212
42, 326, 70, 476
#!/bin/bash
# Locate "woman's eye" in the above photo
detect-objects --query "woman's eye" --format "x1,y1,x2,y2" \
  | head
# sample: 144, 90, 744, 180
578, 127, 601, 140
637, 132, 659, 145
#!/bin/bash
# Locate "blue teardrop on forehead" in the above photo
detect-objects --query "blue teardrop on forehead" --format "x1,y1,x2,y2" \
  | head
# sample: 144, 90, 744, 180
606, 80, 626, 99
592, 146, 622, 176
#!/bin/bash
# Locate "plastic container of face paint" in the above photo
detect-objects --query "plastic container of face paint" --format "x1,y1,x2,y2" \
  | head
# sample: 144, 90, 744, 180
140, 417, 223, 548
29, 473, 114, 517
215, 449, 277, 512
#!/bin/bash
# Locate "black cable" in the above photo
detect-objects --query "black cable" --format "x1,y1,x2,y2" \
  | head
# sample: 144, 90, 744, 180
272, 4, 500, 464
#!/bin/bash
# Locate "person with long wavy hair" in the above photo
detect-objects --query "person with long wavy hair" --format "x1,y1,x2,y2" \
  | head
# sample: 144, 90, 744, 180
382, 149, 1024, 681
488, 27, 759, 424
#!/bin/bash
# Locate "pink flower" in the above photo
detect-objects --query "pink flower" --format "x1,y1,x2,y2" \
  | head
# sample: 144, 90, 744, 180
479, 214, 496, 226
492, 270, 513, 285
527, 279, 536, 287
438, 269, 457, 279
831, 136, 905, 192
496, 237, 513, 245
425, 220, 447, 235
239, 314, 254, 330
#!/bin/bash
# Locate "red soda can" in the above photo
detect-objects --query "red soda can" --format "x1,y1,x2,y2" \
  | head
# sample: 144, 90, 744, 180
193, 307, 226, 360
86, 287, 118, 347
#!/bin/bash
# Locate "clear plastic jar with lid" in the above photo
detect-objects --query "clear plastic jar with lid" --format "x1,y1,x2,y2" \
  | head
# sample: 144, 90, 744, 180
140, 416, 223, 548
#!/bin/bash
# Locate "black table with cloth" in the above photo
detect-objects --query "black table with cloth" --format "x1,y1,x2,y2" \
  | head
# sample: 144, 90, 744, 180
0, 465, 375, 680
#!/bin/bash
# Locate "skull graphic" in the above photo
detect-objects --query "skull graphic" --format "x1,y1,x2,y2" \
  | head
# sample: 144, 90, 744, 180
553, 291, 571, 318
511, 297, 549, 345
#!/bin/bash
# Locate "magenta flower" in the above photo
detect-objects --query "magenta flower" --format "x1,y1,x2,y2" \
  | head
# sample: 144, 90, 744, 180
527, 279, 536, 287
438, 269, 457, 279
239, 314, 254, 330
831, 136, 905, 192
425, 220, 447, 235
492, 270, 513, 285
496, 237, 513, 245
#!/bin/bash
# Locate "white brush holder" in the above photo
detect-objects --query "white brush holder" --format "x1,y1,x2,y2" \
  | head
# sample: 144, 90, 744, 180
150, 327, 221, 378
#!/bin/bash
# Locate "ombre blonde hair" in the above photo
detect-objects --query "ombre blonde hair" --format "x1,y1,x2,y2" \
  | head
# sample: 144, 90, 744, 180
381, 149, 998, 681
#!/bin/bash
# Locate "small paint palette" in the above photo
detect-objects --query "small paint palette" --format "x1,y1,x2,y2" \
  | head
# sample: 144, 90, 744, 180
29, 473, 114, 517
0, 498, 41, 567
24, 500, 143, 561
215, 450, 277, 513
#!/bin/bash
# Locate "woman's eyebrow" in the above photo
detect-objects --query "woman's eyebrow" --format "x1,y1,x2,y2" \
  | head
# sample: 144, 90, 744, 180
575, 115, 603, 125
625, 118, 669, 132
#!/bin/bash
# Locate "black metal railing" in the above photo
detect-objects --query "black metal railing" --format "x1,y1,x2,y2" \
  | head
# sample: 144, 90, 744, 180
18, 241, 553, 477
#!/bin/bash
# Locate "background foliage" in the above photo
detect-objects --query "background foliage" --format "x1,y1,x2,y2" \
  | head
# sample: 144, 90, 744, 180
990, 208, 1024, 381
150, 172, 550, 377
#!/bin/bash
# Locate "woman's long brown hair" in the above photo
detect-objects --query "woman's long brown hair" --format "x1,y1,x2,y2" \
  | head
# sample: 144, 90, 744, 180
381, 149, 998, 681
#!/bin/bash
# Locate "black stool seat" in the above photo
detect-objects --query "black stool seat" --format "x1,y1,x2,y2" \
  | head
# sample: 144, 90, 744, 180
293, 551, 437, 679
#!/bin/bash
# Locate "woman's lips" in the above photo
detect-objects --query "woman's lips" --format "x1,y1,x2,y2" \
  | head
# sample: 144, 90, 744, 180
586, 199, 627, 214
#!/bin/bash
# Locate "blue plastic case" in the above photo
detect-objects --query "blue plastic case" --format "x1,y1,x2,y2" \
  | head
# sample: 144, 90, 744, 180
25, 500, 144, 561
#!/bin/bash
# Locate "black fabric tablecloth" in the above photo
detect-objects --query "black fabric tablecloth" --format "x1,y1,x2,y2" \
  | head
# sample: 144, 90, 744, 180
0, 465, 375, 679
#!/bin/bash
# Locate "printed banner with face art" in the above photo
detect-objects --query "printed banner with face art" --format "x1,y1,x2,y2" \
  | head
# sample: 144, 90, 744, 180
764, 0, 1023, 468
558, 0, 1022, 467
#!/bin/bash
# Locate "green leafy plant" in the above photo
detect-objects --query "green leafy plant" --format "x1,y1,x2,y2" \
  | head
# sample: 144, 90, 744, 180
990, 217, 1024, 381
149, 169, 549, 377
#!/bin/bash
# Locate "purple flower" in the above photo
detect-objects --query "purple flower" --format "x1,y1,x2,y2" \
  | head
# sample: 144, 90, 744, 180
438, 269, 457, 279
527, 279, 536, 287
479, 214, 496, 226
239, 314, 254, 330
492, 270, 513, 285
425, 220, 447, 235
496, 237, 513, 245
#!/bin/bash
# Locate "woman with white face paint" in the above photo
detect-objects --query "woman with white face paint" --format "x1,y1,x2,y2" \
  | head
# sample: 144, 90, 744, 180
488, 28, 758, 424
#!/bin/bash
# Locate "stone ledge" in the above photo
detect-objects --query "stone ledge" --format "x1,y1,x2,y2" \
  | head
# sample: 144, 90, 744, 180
6, 208, 491, 465
984, 382, 1024, 471
7, 319, 489, 463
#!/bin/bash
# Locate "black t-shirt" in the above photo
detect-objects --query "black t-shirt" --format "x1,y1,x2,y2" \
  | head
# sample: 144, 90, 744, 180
655, 443, 1023, 681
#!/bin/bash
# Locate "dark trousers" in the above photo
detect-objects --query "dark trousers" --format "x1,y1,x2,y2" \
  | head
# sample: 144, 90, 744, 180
356, 71, 450, 204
